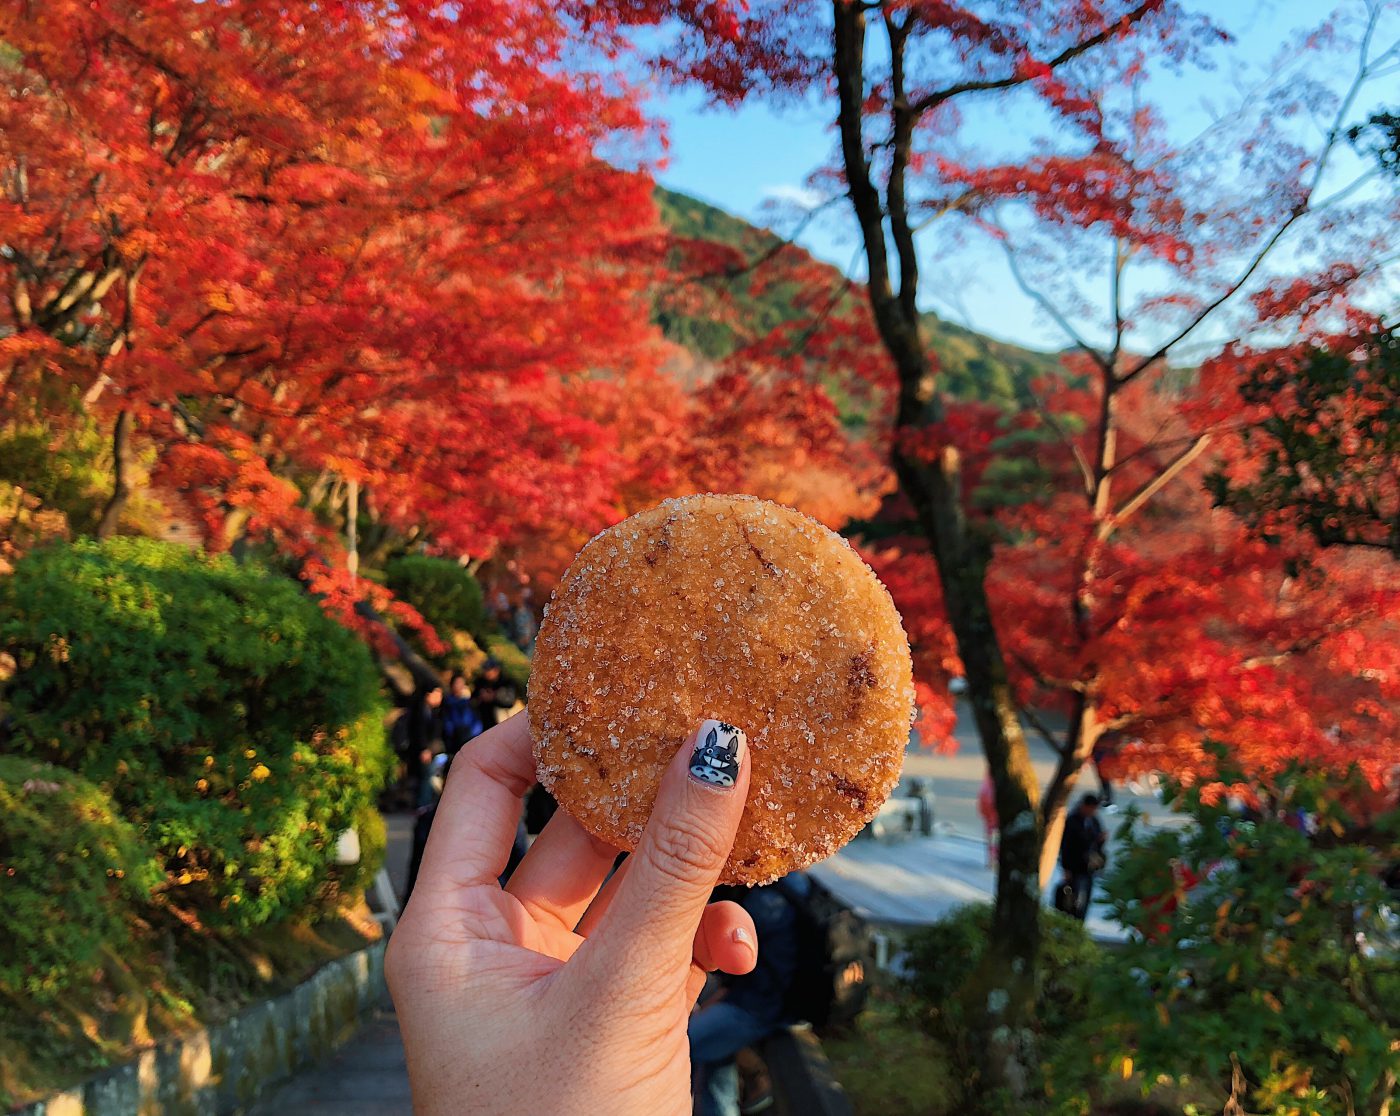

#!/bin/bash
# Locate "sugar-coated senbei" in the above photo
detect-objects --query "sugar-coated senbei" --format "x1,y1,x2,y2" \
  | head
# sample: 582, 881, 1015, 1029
529, 493, 916, 885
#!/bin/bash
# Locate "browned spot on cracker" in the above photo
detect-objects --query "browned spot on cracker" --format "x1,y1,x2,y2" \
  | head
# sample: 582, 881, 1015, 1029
848, 648, 877, 691
830, 773, 871, 812
738, 522, 780, 577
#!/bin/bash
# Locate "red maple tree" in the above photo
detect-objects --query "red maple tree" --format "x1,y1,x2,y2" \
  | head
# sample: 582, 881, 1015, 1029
571, 1, 1400, 1090
0, 0, 662, 632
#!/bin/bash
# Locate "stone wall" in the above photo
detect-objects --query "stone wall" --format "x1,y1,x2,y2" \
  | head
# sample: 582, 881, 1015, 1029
16, 940, 386, 1116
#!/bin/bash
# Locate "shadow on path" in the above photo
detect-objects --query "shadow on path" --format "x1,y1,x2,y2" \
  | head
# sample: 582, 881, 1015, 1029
247, 995, 411, 1115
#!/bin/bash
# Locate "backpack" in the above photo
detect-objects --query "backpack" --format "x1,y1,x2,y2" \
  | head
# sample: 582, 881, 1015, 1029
776, 877, 875, 1034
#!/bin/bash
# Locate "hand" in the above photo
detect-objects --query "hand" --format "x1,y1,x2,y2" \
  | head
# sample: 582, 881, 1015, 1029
386, 713, 756, 1116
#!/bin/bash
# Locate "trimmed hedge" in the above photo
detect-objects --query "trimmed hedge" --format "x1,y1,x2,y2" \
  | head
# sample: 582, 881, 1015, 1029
386, 554, 492, 646
0, 757, 162, 1005
0, 538, 391, 930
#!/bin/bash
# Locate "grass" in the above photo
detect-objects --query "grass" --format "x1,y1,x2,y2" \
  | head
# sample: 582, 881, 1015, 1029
822, 985, 1218, 1116
824, 994, 960, 1116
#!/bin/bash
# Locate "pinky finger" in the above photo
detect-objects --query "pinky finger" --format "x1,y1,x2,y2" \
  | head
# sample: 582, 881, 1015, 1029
692, 900, 757, 975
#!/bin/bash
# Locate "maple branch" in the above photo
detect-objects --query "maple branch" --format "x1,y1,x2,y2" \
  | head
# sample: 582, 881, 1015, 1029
909, 1, 1161, 117
784, 272, 857, 358
1021, 704, 1068, 757
909, 189, 981, 233
1108, 237, 1129, 372
679, 194, 844, 288
1026, 385, 1095, 499
1120, 4, 1391, 383
997, 233, 1111, 373
834, 0, 896, 346
1106, 424, 1249, 476
885, 10, 920, 322
1100, 433, 1213, 540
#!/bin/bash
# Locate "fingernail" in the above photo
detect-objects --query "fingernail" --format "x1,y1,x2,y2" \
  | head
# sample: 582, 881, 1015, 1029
688, 719, 746, 790
731, 925, 756, 957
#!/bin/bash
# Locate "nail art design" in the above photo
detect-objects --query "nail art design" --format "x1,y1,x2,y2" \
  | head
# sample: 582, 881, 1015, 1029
689, 720, 744, 788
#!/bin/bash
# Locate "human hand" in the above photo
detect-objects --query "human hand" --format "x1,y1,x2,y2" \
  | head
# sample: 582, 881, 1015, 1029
386, 712, 756, 1115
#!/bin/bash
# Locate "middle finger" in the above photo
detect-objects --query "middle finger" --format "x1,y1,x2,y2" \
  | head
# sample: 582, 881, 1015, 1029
505, 810, 622, 933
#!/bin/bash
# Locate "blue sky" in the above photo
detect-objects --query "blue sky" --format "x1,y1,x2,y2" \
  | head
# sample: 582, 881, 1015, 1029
646, 1, 1395, 352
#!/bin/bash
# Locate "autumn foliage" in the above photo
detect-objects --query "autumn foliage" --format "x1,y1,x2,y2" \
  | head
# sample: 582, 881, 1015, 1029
2, 0, 1396, 804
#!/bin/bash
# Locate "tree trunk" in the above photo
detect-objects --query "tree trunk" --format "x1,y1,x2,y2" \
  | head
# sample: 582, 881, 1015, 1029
95, 409, 133, 539
830, 2, 1043, 1097
892, 447, 1045, 1098
1037, 695, 1100, 886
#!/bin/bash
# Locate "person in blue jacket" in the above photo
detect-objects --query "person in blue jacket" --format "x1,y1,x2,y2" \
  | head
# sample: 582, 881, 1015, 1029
441, 672, 484, 763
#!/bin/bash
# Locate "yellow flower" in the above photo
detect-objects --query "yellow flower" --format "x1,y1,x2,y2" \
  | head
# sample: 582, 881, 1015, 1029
250, 763, 271, 782
195, 778, 209, 792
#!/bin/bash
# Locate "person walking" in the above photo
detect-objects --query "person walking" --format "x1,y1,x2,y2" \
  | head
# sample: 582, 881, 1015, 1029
473, 658, 513, 731
510, 588, 538, 655
1058, 793, 1107, 921
1092, 730, 1122, 809
405, 681, 445, 811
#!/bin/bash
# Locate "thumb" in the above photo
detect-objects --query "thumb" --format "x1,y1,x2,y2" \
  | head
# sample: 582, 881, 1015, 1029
572, 719, 749, 995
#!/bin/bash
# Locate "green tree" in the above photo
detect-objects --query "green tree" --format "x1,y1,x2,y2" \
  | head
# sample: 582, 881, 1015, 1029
1090, 760, 1399, 1116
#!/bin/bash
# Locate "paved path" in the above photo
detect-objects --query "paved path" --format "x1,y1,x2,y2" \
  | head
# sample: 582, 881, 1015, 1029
809, 704, 1189, 936
248, 996, 411, 1115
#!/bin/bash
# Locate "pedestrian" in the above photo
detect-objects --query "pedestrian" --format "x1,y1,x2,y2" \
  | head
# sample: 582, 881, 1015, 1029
1058, 792, 1107, 921
1093, 730, 1122, 809
441, 672, 483, 762
405, 681, 444, 811
473, 658, 506, 730
510, 587, 538, 655
977, 773, 998, 866
689, 874, 803, 1116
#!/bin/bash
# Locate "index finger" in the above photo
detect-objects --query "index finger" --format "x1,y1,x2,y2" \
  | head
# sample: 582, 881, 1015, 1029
415, 711, 535, 894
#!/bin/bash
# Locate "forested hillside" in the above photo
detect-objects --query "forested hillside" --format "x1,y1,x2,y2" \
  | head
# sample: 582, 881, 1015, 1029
655, 187, 1064, 407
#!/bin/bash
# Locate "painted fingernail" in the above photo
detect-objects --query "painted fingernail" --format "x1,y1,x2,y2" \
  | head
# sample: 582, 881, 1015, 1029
688, 719, 746, 790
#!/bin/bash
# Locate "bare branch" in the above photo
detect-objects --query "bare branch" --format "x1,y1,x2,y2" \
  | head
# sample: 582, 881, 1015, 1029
909, 1, 1162, 117
997, 232, 1111, 372
1022, 704, 1069, 757
1120, 4, 1391, 383
1101, 433, 1213, 539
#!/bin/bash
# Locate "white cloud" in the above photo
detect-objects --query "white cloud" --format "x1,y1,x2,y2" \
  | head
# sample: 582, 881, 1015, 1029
760, 183, 825, 210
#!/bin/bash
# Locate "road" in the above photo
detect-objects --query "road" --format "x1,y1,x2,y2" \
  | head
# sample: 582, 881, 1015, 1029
899, 699, 1175, 841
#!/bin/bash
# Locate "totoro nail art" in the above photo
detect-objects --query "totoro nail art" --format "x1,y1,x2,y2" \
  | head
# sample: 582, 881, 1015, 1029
689, 719, 745, 789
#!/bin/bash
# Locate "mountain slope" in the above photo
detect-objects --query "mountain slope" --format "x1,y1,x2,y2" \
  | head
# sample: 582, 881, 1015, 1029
655, 187, 1063, 407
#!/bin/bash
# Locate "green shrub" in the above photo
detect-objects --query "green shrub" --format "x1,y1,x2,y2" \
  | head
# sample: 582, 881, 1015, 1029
485, 632, 531, 691
1088, 762, 1400, 1116
386, 554, 492, 648
0, 757, 163, 1004
903, 903, 1098, 1109
0, 538, 391, 929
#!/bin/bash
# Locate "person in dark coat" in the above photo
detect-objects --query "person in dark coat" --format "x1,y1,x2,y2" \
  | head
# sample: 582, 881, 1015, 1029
1059, 793, 1107, 921
689, 874, 804, 1116
473, 659, 506, 731
405, 681, 444, 810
